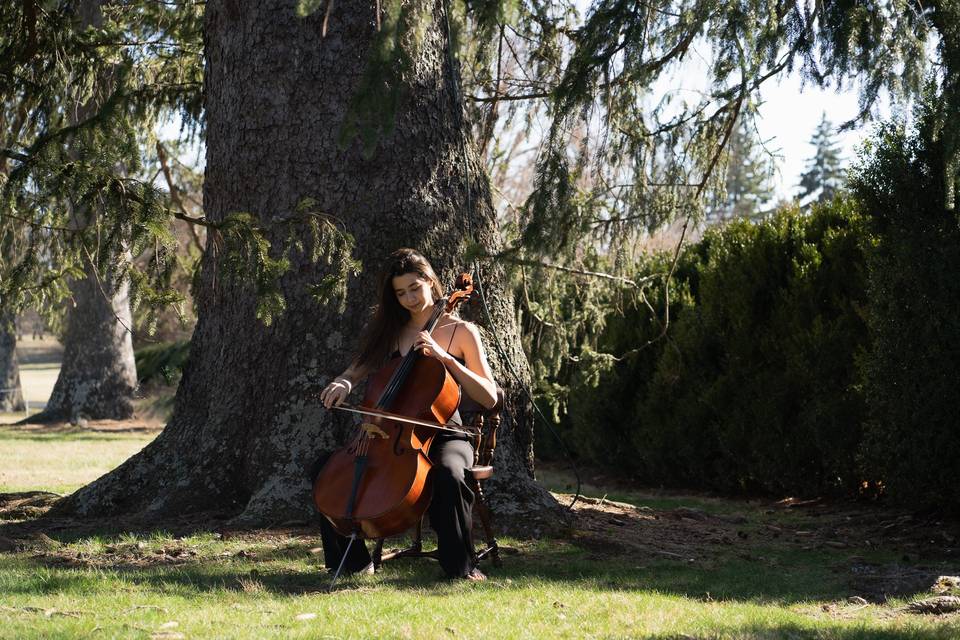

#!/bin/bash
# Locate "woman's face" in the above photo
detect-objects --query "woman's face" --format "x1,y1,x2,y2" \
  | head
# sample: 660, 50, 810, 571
392, 272, 434, 315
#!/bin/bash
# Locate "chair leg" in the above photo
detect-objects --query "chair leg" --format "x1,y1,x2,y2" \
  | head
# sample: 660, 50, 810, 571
372, 517, 435, 567
472, 479, 501, 567
372, 538, 385, 569
413, 517, 423, 552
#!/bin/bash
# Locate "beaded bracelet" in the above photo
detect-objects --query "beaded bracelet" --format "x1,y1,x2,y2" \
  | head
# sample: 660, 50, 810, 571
334, 377, 353, 394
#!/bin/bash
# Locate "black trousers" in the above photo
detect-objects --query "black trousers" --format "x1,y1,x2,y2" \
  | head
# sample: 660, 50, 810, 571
318, 435, 477, 578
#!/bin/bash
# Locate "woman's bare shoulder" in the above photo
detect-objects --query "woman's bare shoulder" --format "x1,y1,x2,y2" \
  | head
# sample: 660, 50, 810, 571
441, 316, 480, 333
438, 313, 468, 328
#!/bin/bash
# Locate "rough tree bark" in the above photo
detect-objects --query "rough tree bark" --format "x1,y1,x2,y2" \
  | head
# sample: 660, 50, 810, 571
0, 311, 25, 412
33, 256, 138, 422
52, 0, 565, 532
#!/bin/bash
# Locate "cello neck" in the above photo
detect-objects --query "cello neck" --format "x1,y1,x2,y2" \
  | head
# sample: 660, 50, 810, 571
373, 271, 474, 410
374, 299, 446, 410
421, 296, 447, 333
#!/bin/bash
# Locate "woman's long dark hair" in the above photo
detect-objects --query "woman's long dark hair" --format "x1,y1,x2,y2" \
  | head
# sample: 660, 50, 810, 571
355, 248, 444, 371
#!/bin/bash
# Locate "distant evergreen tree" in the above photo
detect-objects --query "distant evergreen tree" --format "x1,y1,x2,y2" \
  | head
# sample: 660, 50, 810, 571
798, 113, 845, 204
709, 118, 776, 223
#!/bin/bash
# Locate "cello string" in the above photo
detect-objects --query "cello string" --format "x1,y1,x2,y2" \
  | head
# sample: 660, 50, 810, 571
359, 292, 461, 453
350, 426, 363, 458
379, 308, 429, 407
378, 351, 409, 408
377, 297, 446, 409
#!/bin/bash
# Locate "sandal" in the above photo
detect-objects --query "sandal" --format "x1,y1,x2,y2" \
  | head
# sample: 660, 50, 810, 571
327, 561, 375, 576
463, 567, 486, 581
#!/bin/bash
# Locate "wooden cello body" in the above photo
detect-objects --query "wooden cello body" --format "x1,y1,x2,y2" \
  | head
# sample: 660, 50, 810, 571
312, 275, 473, 539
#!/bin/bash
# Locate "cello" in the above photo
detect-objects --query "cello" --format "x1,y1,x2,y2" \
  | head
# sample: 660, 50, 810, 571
312, 274, 475, 551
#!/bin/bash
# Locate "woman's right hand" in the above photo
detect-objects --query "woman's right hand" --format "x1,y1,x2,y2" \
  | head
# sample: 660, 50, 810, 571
320, 377, 352, 409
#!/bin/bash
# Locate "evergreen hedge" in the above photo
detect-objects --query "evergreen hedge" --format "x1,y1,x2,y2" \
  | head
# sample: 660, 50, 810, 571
135, 340, 190, 387
552, 99, 960, 509
563, 201, 870, 496
852, 100, 960, 510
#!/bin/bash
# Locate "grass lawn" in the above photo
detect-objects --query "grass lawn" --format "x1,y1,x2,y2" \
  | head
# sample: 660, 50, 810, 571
0, 425, 157, 495
1, 426, 959, 639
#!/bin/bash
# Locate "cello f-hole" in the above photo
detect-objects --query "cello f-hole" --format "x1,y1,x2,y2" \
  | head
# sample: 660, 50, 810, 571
392, 422, 406, 456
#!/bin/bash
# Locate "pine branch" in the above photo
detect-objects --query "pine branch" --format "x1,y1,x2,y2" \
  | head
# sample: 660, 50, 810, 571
156, 140, 205, 253
0, 211, 74, 233
467, 91, 550, 103
491, 253, 660, 289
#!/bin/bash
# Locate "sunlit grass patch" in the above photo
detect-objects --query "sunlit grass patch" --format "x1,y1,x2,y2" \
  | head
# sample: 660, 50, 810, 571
2, 426, 960, 638
0, 426, 157, 494
2, 532, 959, 639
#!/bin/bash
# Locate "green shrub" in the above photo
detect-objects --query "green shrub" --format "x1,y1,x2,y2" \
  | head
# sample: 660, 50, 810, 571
135, 340, 190, 386
852, 97, 960, 510
564, 201, 870, 496
560, 250, 696, 472
550, 97, 959, 507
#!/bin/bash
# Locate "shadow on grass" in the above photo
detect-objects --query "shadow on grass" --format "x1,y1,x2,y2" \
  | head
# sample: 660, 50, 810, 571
2, 522, 955, 610
5, 551, 959, 640
2, 484, 958, 612
639, 627, 960, 640
0, 425, 161, 440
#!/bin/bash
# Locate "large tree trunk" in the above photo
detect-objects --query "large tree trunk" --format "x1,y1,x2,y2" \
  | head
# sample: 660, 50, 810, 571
52, 0, 564, 532
34, 255, 137, 422
0, 311, 25, 413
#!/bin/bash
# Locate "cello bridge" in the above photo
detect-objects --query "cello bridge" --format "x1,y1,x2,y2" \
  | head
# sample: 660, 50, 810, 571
360, 422, 390, 439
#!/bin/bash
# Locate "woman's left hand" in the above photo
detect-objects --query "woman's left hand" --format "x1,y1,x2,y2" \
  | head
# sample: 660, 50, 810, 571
413, 330, 452, 363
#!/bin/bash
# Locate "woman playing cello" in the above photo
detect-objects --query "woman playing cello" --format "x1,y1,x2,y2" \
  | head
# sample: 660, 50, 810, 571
317, 248, 498, 581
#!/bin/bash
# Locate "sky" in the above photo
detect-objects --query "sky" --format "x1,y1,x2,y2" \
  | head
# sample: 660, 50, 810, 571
646, 35, 892, 203
750, 74, 880, 200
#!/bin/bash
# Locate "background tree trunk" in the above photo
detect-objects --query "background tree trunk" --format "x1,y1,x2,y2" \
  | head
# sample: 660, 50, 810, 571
0, 310, 25, 413
26, 0, 138, 424
53, 0, 565, 533
34, 255, 137, 422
